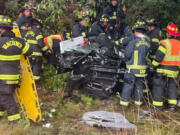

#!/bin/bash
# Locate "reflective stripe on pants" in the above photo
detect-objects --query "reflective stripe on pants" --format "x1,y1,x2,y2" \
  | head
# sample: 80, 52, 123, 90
8, 113, 21, 121
152, 73, 177, 106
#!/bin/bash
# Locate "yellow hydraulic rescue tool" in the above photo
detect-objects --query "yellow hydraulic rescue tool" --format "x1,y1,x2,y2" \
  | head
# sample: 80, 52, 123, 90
12, 22, 42, 122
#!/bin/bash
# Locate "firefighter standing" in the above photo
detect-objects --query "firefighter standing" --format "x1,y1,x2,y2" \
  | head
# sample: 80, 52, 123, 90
103, 0, 125, 40
146, 18, 163, 91
152, 23, 180, 111
0, 15, 31, 122
146, 18, 162, 59
120, 21, 150, 107
16, 3, 43, 81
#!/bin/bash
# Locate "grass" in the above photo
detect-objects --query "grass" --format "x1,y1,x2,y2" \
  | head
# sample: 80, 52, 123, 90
1, 93, 180, 135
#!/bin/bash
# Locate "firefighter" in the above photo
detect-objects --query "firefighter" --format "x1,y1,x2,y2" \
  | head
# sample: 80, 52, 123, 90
119, 20, 150, 107
0, 15, 31, 122
16, 7, 32, 30
103, 0, 126, 40
113, 25, 134, 48
43, 34, 64, 65
88, 15, 110, 37
16, 4, 43, 81
146, 18, 163, 92
43, 34, 67, 52
152, 23, 180, 111
146, 18, 162, 58
72, 10, 89, 38
43, 33, 73, 66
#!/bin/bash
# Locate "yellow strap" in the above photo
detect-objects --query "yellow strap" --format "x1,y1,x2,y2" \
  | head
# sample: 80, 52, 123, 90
168, 99, 177, 105
153, 101, 163, 106
120, 100, 129, 106
0, 55, 21, 61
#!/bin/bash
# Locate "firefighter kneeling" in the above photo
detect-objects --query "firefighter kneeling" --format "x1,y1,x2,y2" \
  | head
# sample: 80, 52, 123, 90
0, 15, 31, 122
120, 20, 150, 107
152, 23, 180, 112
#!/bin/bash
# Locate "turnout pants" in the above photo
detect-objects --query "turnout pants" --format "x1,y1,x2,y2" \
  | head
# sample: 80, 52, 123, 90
0, 84, 21, 122
29, 45, 43, 81
152, 73, 177, 107
30, 56, 42, 81
120, 72, 146, 106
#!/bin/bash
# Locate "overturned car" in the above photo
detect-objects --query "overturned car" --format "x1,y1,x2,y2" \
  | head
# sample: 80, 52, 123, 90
56, 35, 125, 99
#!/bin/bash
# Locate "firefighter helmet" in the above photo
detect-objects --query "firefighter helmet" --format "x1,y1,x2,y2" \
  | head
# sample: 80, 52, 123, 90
0, 15, 13, 29
132, 20, 147, 31
100, 15, 109, 22
166, 23, 180, 37
146, 18, 159, 26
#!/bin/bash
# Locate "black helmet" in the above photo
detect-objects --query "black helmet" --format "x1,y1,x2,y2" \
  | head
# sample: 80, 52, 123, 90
100, 15, 109, 23
132, 20, 147, 32
0, 15, 13, 29
146, 18, 160, 26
